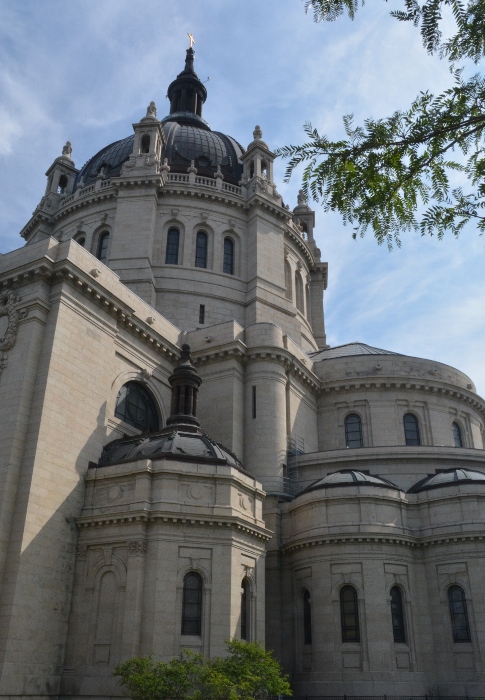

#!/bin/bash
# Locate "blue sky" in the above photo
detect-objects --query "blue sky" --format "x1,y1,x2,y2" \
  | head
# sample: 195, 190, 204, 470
1, 0, 484, 395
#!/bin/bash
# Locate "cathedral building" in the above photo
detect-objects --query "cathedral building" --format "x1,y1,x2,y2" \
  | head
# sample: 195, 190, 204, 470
1, 46, 485, 699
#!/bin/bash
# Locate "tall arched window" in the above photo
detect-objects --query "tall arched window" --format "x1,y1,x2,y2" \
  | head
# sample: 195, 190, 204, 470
241, 578, 249, 640
284, 260, 292, 300
140, 134, 150, 154
223, 237, 234, 275
303, 589, 312, 645
165, 228, 180, 265
195, 231, 208, 268
453, 421, 463, 448
345, 414, 363, 448
57, 174, 68, 194
295, 272, 304, 312
448, 586, 471, 643
182, 573, 202, 635
390, 586, 406, 643
340, 586, 360, 642
403, 413, 421, 445
97, 231, 110, 264
114, 381, 159, 433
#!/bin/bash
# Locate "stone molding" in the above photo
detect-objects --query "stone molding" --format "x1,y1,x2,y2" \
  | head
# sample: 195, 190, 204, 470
283, 532, 485, 554
127, 540, 148, 556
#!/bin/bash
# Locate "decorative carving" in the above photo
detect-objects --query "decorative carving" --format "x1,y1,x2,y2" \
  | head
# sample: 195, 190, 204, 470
146, 101, 157, 118
76, 544, 88, 558
62, 141, 72, 158
128, 540, 147, 556
253, 125, 263, 141
161, 158, 171, 173
0, 291, 28, 381
187, 160, 197, 174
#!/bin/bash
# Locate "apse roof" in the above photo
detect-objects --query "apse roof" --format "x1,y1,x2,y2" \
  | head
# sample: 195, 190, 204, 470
408, 468, 485, 493
298, 470, 401, 495
310, 342, 402, 363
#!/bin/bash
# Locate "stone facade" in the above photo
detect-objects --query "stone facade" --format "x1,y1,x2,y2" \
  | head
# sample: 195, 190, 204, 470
0, 47, 484, 700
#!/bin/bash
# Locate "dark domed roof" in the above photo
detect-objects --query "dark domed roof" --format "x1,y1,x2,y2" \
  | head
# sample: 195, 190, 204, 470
97, 428, 244, 470
408, 468, 485, 493
298, 470, 401, 495
310, 342, 402, 363
74, 47, 244, 190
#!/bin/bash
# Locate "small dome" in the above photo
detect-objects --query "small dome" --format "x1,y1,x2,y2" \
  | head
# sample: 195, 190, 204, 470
408, 468, 485, 493
310, 342, 401, 362
97, 428, 244, 471
298, 470, 400, 495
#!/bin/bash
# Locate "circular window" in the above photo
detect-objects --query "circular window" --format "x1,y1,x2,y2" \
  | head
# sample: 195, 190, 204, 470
115, 381, 159, 433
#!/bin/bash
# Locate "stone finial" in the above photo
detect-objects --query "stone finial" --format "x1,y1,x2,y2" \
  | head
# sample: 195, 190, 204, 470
297, 189, 306, 206
215, 164, 223, 180
146, 101, 157, 118
62, 141, 72, 159
187, 160, 197, 174
253, 125, 263, 141
161, 158, 170, 173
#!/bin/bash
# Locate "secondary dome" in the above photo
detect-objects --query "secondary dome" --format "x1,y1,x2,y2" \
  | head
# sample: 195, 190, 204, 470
73, 47, 244, 189
299, 469, 400, 494
310, 342, 402, 362
409, 468, 485, 493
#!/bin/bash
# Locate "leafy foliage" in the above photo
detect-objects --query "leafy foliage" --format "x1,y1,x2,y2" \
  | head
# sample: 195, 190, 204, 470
276, 0, 485, 245
114, 640, 292, 700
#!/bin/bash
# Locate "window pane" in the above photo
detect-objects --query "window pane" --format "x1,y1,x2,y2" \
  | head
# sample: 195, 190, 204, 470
404, 413, 421, 445
166, 228, 180, 264
303, 590, 312, 645
390, 586, 406, 643
453, 422, 463, 447
223, 237, 234, 274
345, 414, 363, 448
448, 586, 471, 642
114, 381, 159, 433
340, 586, 360, 643
195, 231, 208, 268
182, 573, 202, 636
97, 231, 110, 264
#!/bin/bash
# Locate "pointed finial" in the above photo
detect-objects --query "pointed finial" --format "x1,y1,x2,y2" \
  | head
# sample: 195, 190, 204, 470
62, 141, 72, 159
253, 125, 263, 141
215, 164, 223, 180
188, 33, 195, 48
297, 189, 306, 206
187, 160, 197, 174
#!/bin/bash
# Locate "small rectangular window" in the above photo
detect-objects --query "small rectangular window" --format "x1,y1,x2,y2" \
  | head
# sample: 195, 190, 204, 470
199, 305, 205, 324
252, 386, 256, 419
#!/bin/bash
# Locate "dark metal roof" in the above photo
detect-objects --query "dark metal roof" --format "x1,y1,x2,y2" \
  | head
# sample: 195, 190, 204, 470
310, 342, 402, 363
298, 469, 401, 495
408, 468, 485, 493
74, 121, 244, 190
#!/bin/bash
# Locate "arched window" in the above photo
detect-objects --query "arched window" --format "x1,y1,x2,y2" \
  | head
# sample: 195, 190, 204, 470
249, 160, 254, 179
97, 231, 110, 264
340, 586, 360, 642
295, 272, 304, 312
403, 413, 421, 446
284, 260, 292, 300
345, 413, 363, 448
303, 589, 312, 645
140, 134, 150, 154
182, 573, 202, 635
57, 174, 68, 194
241, 578, 249, 640
305, 285, 310, 318
448, 586, 471, 643
75, 236, 85, 247
223, 237, 235, 275
453, 421, 463, 448
390, 586, 406, 643
165, 228, 180, 265
195, 231, 208, 268
114, 381, 159, 433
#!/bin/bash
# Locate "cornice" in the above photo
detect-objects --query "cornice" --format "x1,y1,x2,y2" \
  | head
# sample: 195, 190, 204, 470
283, 531, 485, 554
159, 185, 246, 210
318, 377, 485, 418
76, 509, 272, 542
284, 226, 315, 266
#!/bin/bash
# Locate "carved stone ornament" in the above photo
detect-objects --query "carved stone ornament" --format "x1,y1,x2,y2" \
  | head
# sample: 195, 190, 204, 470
0, 291, 28, 381
128, 540, 148, 556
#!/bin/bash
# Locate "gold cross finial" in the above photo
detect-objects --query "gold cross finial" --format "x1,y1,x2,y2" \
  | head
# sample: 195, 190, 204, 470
188, 33, 195, 48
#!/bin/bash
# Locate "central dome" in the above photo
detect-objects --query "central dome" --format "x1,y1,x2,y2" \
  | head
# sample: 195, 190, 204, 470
74, 47, 244, 189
